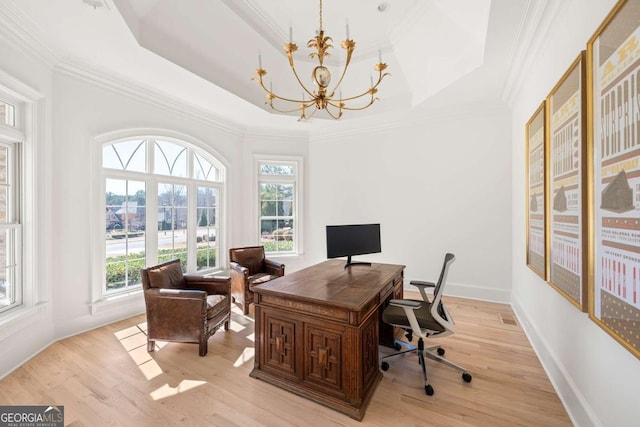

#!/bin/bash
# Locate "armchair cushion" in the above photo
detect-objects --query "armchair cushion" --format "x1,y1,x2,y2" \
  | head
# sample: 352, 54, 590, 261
147, 261, 186, 289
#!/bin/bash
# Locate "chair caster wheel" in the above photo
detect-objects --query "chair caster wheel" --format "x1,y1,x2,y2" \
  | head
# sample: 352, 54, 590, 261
394, 343, 402, 351
381, 361, 389, 371
425, 384, 434, 396
462, 372, 472, 382
437, 347, 445, 356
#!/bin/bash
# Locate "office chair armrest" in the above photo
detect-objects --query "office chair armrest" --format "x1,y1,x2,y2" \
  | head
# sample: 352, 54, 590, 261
409, 280, 435, 287
409, 280, 436, 303
389, 299, 421, 309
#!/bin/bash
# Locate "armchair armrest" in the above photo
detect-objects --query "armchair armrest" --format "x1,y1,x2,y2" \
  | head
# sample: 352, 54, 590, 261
145, 287, 206, 302
230, 262, 249, 276
184, 275, 231, 295
409, 280, 436, 303
265, 259, 285, 276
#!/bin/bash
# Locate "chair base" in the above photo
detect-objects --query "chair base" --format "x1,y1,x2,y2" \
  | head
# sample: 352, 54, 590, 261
381, 337, 471, 395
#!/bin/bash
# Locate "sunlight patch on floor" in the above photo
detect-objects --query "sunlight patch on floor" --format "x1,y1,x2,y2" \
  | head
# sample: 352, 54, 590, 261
233, 346, 255, 367
229, 319, 246, 333
149, 380, 207, 400
114, 323, 164, 380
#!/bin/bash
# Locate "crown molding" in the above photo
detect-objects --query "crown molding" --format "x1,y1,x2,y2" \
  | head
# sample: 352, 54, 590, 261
501, 0, 562, 106
242, 127, 309, 142
221, 0, 285, 54
54, 58, 247, 137
0, 0, 60, 67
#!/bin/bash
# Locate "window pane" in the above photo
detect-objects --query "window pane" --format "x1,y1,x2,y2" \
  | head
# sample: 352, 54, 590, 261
105, 179, 146, 292
154, 140, 187, 177
0, 229, 17, 310
0, 147, 9, 224
196, 186, 217, 271
261, 219, 294, 253
158, 183, 188, 267
194, 152, 220, 182
0, 146, 7, 184
0, 185, 8, 223
0, 101, 15, 127
103, 140, 146, 172
259, 164, 294, 175
260, 183, 277, 216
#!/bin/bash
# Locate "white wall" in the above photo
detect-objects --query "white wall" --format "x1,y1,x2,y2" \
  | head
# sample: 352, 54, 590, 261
0, 31, 55, 380
510, 1, 640, 426
307, 101, 513, 301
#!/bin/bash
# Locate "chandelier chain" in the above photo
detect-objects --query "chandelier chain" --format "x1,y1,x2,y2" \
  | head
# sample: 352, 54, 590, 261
319, 0, 323, 31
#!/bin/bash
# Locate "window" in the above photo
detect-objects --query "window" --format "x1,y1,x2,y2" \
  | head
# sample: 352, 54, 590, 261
0, 92, 27, 317
257, 157, 302, 255
0, 141, 19, 314
102, 137, 224, 295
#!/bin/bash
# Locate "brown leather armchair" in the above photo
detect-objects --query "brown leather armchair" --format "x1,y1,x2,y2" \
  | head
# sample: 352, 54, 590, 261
229, 246, 285, 315
141, 259, 231, 356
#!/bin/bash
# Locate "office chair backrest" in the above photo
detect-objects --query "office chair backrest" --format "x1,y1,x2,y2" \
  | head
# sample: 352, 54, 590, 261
430, 253, 456, 333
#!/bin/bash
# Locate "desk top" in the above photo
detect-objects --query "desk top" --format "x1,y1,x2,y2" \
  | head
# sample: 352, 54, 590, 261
252, 259, 404, 311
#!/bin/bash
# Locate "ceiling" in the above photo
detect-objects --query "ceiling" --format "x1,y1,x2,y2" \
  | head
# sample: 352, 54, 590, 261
1, 0, 531, 126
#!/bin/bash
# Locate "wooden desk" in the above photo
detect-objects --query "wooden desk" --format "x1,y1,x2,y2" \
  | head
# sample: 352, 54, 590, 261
250, 260, 404, 421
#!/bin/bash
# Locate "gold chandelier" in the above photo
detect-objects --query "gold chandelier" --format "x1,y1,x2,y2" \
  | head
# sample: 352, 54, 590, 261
253, 0, 390, 120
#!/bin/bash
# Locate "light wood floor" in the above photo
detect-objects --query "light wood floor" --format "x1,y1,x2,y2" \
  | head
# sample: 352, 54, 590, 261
0, 294, 572, 426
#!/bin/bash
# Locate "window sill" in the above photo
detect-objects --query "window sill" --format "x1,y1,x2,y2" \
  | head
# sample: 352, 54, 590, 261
91, 289, 144, 316
0, 302, 49, 340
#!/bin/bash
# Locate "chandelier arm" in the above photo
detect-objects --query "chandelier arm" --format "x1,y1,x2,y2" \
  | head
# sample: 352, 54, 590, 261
304, 105, 320, 120
286, 53, 317, 99
328, 45, 354, 97
324, 103, 343, 120
338, 71, 390, 102
327, 93, 378, 111
255, 73, 311, 104
340, 99, 380, 111
268, 98, 316, 114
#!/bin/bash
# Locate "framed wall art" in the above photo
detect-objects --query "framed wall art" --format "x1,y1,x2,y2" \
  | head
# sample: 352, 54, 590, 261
526, 101, 546, 279
546, 52, 588, 311
587, 0, 640, 358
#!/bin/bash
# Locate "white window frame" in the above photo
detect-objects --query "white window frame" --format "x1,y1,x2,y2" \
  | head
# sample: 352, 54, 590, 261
91, 130, 228, 313
254, 155, 304, 256
0, 70, 47, 335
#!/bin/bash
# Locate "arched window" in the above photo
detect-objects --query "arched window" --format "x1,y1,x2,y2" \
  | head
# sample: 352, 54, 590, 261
102, 136, 225, 295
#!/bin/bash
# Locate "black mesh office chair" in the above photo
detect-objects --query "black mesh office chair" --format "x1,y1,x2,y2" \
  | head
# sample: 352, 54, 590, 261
380, 253, 472, 395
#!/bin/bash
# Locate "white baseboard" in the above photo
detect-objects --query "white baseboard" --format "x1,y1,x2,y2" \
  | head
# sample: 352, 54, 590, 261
404, 281, 511, 304
511, 297, 603, 427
